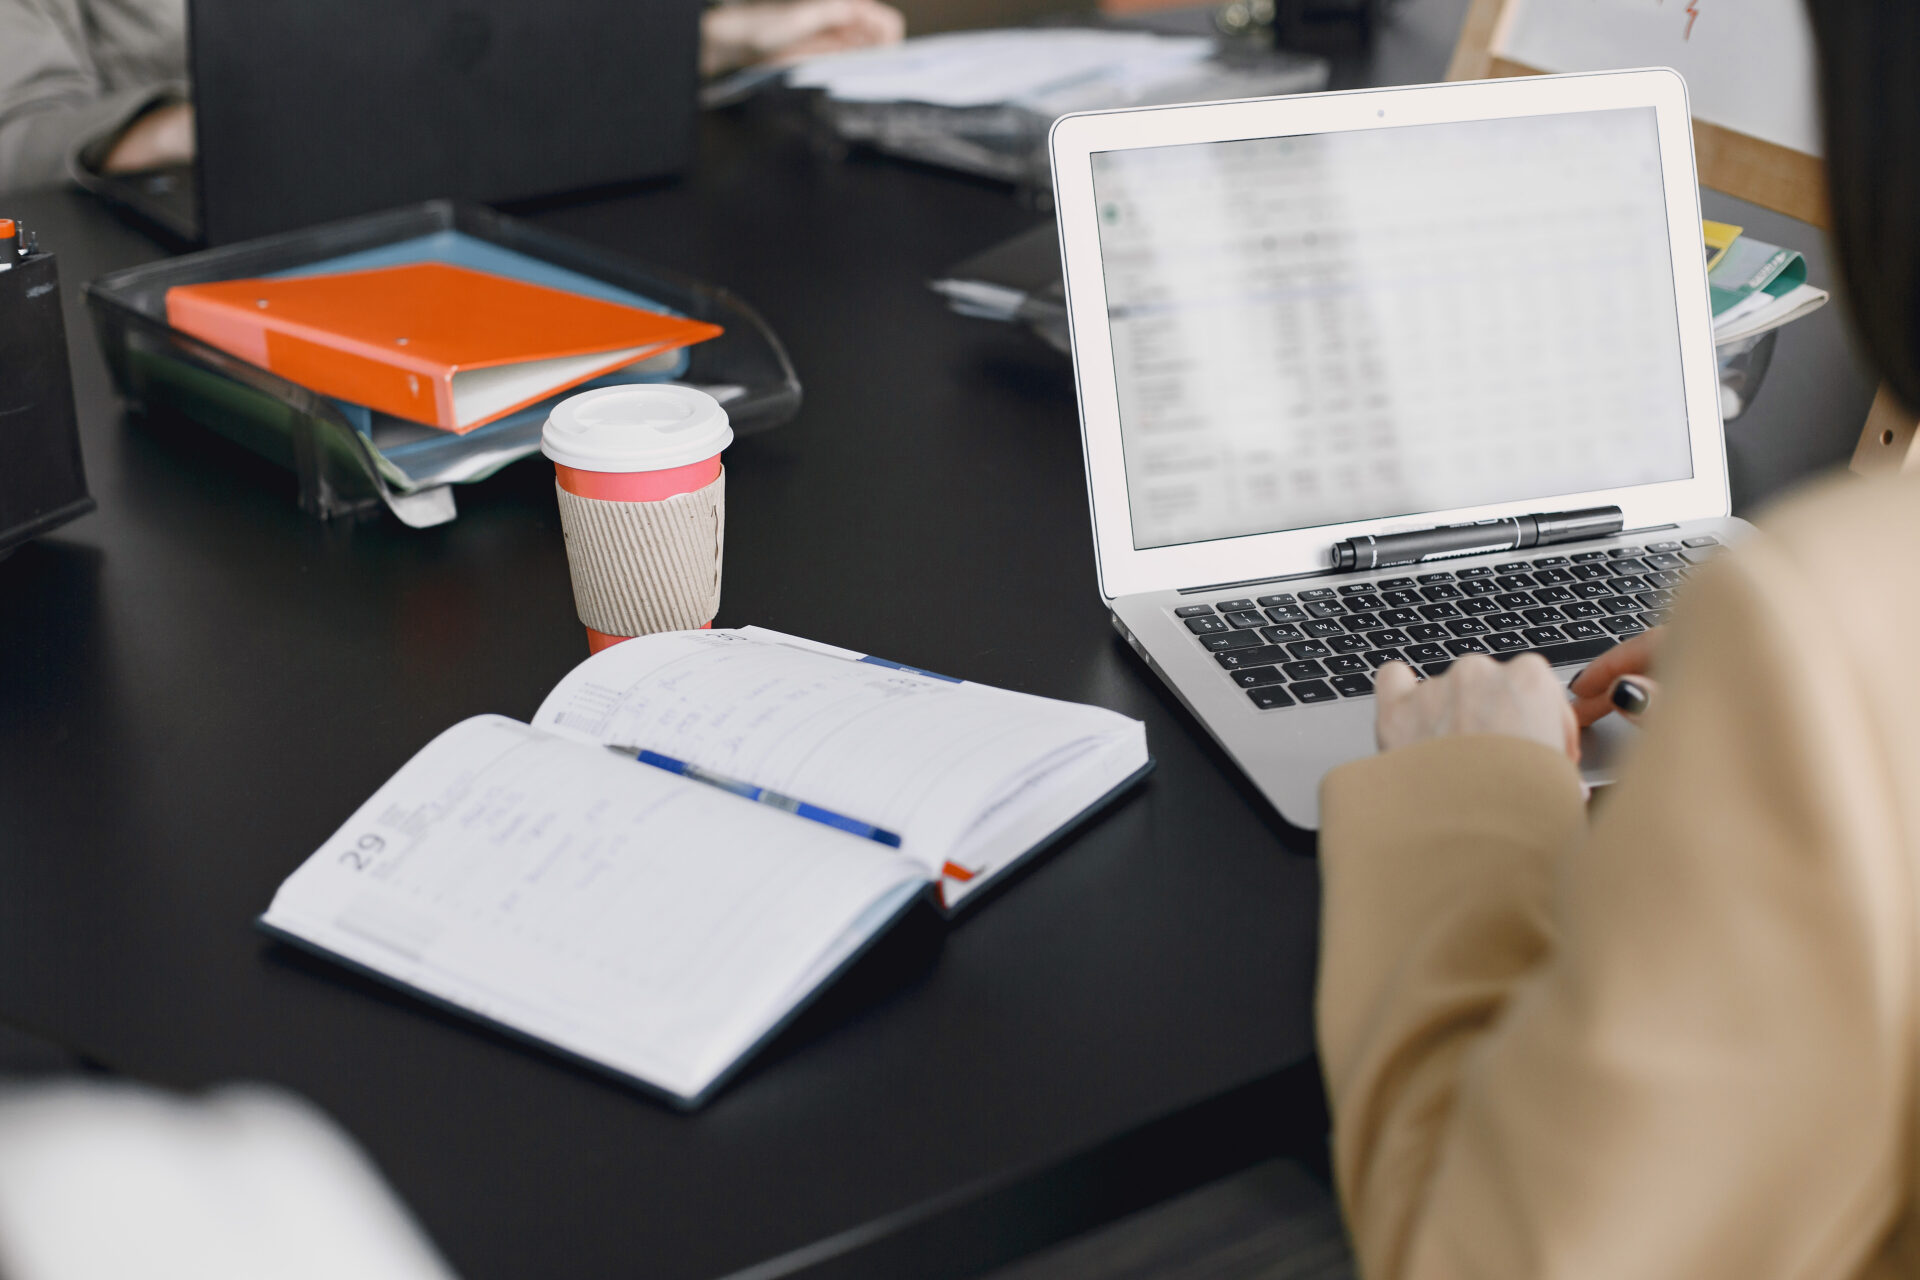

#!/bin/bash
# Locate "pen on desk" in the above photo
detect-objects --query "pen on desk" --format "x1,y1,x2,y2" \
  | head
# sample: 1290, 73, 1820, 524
1330, 505, 1625, 571
604, 745, 904, 848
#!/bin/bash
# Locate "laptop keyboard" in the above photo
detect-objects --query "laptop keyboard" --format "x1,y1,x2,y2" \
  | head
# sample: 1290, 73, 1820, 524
1176, 537, 1723, 711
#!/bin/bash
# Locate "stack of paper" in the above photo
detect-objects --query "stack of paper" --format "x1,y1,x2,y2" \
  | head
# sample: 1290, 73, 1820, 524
787, 29, 1328, 187
1707, 227, 1828, 345
789, 29, 1211, 107
725, 30, 1194, 111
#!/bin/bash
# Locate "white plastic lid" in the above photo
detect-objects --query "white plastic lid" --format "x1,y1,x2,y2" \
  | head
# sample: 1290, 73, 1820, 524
540, 384, 733, 473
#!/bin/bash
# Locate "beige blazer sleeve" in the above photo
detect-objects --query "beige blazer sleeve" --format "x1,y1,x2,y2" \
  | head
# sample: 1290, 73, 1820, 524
1318, 485, 1920, 1280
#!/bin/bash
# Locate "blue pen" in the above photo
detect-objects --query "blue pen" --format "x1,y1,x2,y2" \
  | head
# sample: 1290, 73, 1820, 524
605, 745, 904, 848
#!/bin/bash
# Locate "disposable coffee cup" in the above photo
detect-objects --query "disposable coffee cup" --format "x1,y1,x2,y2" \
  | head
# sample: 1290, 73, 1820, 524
541, 384, 733, 653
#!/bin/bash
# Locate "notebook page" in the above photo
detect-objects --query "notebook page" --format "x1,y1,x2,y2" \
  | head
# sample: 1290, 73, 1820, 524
262, 716, 927, 1102
531, 630, 1142, 879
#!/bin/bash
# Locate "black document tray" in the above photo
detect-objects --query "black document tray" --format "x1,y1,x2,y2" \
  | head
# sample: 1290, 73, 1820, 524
85, 200, 800, 526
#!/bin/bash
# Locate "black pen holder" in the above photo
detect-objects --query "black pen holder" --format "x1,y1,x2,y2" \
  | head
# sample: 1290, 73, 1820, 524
0, 248, 95, 556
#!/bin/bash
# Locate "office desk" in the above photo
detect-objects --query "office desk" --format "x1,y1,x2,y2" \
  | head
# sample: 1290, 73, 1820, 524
0, 2, 1881, 1273
0, 101, 1334, 1280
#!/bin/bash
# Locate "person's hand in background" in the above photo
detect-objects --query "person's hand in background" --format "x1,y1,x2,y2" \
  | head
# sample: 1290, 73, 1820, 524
1568, 627, 1662, 727
100, 101, 193, 173
1375, 653, 1581, 763
701, 0, 905, 77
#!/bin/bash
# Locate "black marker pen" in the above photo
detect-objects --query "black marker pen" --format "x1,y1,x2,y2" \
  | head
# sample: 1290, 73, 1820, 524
1331, 506, 1625, 571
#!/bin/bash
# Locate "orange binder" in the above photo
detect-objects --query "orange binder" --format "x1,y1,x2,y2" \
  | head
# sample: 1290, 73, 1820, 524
165, 263, 724, 433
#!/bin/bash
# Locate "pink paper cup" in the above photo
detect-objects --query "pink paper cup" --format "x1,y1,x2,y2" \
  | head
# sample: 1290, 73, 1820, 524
541, 385, 733, 651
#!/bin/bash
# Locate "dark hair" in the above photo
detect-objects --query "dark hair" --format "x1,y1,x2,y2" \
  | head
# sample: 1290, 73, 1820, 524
1806, 2, 1920, 411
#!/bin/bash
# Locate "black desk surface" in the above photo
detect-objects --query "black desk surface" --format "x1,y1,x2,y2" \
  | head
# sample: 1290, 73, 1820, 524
3, 77, 1329, 1280
0, 3, 1880, 1276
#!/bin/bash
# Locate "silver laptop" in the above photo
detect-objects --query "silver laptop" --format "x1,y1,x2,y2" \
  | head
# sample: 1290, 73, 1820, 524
1049, 68, 1749, 829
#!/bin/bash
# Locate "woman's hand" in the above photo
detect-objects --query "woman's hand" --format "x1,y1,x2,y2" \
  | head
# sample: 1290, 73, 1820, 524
701, 0, 906, 77
1376, 654, 1580, 762
101, 102, 194, 174
1568, 628, 1663, 727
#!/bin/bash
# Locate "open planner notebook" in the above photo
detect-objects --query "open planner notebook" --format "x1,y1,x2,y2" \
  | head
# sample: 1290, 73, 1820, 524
261, 628, 1151, 1107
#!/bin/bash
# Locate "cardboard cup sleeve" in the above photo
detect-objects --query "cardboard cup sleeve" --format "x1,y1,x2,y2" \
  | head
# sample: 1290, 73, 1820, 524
554, 469, 725, 636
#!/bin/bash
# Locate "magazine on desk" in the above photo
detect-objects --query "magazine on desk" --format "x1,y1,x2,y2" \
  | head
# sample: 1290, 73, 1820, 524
260, 627, 1152, 1108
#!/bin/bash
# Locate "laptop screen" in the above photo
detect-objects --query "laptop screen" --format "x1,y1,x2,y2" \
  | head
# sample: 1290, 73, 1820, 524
1090, 107, 1694, 552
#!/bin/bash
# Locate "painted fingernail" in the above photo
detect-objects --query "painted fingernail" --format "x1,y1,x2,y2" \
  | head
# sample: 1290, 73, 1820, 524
1611, 677, 1650, 715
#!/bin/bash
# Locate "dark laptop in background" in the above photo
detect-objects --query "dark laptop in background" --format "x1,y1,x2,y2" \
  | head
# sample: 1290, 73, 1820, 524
98, 0, 700, 246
